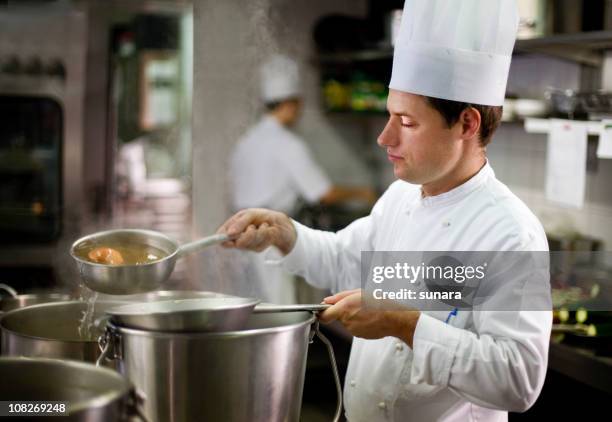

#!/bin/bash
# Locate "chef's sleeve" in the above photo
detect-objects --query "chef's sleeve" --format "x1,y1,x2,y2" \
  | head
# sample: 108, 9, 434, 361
408, 247, 552, 412
271, 184, 389, 292
281, 138, 332, 204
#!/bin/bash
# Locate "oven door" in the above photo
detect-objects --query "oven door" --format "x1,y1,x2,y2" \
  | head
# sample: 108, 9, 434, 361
0, 94, 63, 241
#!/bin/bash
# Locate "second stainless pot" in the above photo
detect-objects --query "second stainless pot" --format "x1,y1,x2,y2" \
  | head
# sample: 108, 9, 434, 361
0, 300, 126, 364
0, 285, 71, 353
0, 357, 146, 421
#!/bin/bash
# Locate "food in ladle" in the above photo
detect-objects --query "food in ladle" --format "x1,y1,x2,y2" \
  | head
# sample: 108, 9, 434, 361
88, 247, 125, 265
73, 240, 168, 265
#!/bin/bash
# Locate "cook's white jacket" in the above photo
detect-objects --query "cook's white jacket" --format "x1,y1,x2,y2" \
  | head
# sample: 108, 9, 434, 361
277, 163, 552, 421
230, 116, 331, 215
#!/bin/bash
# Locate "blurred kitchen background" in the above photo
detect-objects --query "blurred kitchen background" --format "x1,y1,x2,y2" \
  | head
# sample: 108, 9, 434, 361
3, 0, 612, 419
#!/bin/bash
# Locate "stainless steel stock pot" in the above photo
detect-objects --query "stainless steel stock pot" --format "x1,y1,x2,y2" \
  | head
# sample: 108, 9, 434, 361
99, 311, 342, 422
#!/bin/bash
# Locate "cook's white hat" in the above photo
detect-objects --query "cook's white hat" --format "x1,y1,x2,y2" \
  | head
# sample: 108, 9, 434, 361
389, 0, 519, 106
260, 54, 301, 103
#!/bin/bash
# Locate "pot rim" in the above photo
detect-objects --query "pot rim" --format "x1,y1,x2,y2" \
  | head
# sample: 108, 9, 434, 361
0, 293, 72, 311
0, 356, 132, 413
0, 293, 72, 301
109, 312, 317, 338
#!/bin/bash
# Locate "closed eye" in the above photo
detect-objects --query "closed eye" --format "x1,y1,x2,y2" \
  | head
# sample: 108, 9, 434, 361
400, 116, 417, 128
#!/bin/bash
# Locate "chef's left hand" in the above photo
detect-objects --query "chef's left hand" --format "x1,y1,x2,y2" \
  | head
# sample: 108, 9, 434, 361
320, 289, 421, 348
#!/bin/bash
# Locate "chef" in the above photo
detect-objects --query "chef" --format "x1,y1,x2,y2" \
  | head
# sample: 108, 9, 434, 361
230, 54, 374, 303
219, 0, 552, 420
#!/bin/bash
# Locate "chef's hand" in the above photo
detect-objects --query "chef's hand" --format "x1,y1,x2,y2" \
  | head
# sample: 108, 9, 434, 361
217, 208, 297, 255
320, 289, 421, 348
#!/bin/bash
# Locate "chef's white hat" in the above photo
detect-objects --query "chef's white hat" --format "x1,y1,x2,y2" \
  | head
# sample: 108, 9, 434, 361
389, 0, 519, 106
260, 54, 301, 104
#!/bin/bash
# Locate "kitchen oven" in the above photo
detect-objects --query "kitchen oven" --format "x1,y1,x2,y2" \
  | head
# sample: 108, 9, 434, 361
0, 4, 110, 286
0, 94, 63, 241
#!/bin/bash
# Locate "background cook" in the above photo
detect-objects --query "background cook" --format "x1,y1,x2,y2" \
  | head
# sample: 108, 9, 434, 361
230, 54, 375, 304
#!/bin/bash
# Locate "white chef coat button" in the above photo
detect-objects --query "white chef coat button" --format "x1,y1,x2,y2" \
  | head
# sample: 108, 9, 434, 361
378, 401, 387, 410
350, 379, 357, 387
395, 342, 404, 352
442, 221, 451, 227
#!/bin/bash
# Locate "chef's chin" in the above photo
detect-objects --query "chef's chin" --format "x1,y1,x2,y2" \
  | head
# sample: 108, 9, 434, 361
393, 166, 423, 185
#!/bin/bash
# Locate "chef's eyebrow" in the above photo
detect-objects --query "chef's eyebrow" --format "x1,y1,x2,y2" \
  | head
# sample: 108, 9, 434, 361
389, 110, 415, 118
387, 103, 413, 117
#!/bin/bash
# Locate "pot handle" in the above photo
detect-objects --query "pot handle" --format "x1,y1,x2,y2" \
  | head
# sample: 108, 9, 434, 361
96, 327, 119, 367
0, 283, 18, 298
311, 320, 343, 422
127, 389, 150, 422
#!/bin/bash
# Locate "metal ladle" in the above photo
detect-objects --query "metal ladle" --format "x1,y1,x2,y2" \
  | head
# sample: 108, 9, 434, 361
70, 229, 230, 295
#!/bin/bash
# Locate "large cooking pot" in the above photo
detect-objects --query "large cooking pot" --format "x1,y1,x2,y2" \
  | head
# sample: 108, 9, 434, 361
0, 300, 126, 364
0, 284, 71, 314
99, 312, 342, 422
0, 285, 72, 353
0, 357, 146, 421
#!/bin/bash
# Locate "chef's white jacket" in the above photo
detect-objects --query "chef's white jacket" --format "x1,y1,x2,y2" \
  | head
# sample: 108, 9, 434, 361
276, 163, 552, 421
230, 115, 332, 215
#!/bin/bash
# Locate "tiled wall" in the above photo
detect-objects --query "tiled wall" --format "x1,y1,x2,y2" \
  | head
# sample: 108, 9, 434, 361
493, 54, 612, 251
490, 123, 612, 251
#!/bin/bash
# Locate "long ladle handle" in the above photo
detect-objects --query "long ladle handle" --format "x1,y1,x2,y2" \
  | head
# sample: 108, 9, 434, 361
177, 234, 230, 258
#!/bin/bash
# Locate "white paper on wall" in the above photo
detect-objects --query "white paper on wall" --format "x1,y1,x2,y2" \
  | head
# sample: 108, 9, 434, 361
597, 120, 612, 159
546, 119, 588, 209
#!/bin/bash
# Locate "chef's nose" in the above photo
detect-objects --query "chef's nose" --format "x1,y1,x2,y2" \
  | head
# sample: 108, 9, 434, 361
377, 118, 398, 148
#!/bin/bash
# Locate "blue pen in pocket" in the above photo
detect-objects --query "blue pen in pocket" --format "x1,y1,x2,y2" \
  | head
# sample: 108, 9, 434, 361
445, 308, 458, 324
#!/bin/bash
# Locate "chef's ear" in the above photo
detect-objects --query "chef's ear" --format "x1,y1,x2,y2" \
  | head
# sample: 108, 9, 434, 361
459, 107, 482, 143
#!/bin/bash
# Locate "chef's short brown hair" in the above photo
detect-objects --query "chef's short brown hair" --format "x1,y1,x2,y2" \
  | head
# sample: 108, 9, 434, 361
425, 97, 502, 146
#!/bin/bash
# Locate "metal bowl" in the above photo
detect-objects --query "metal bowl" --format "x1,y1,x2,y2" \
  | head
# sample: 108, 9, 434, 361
97, 289, 233, 303
106, 297, 260, 332
70, 229, 179, 295
70, 229, 228, 295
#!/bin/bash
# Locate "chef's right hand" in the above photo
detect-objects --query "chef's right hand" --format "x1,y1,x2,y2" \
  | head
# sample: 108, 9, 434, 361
217, 208, 297, 255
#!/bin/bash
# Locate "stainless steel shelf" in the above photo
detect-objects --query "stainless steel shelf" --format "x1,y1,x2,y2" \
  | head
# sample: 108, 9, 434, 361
515, 31, 612, 66
317, 32, 612, 67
